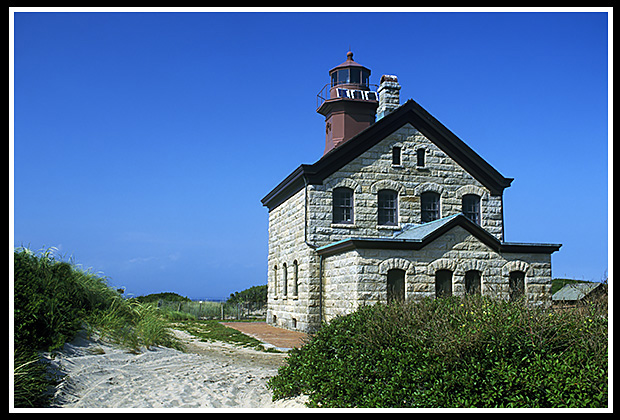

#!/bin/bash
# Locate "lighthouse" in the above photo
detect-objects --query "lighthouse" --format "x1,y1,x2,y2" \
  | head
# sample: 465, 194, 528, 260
316, 51, 379, 155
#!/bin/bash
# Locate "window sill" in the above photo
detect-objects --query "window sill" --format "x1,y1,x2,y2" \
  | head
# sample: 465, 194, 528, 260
377, 224, 401, 230
331, 223, 357, 229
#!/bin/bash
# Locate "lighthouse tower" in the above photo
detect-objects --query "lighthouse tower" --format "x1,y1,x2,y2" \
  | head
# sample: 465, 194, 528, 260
317, 52, 379, 155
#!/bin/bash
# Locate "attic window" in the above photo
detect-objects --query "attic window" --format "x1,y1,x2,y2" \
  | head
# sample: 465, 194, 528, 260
417, 148, 426, 167
392, 146, 402, 166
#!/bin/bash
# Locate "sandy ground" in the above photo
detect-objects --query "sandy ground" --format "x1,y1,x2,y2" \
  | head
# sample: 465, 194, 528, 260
42, 329, 308, 409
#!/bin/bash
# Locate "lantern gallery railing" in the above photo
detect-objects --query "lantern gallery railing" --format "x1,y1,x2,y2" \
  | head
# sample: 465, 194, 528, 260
316, 83, 379, 108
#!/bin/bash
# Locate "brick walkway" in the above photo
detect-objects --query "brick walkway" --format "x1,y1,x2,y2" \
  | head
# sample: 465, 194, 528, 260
221, 322, 309, 350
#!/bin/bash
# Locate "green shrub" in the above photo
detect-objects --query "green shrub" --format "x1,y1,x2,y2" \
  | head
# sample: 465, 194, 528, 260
268, 295, 608, 408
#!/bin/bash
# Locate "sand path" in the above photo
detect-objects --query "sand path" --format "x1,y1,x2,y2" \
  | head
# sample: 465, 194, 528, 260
43, 328, 308, 409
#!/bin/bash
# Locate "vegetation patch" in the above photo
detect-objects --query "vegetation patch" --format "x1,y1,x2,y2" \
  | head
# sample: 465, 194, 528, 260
173, 319, 272, 350
13, 247, 181, 407
268, 295, 608, 408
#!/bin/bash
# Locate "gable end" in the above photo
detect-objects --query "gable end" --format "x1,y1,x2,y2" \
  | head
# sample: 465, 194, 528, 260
262, 99, 513, 211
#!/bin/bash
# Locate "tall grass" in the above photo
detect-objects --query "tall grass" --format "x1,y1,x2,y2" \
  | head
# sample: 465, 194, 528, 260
12, 247, 180, 407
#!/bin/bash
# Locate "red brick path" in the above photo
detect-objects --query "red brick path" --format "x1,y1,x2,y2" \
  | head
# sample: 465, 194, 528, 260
221, 322, 309, 349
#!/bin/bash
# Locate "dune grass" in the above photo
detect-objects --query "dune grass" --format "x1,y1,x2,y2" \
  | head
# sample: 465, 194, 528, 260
12, 247, 181, 407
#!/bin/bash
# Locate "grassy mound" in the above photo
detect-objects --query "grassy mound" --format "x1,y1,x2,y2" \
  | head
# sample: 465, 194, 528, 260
13, 247, 180, 407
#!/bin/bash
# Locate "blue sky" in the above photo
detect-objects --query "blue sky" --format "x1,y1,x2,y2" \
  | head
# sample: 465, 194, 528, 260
11, 9, 610, 300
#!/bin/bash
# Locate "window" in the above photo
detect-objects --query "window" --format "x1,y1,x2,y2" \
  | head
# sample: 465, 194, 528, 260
282, 263, 288, 297
463, 194, 481, 224
273, 265, 278, 297
392, 146, 402, 166
378, 189, 398, 226
361, 69, 370, 86
435, 269, 453, 298
338, 69, 349, 85
509, 271, 526, 301
465, 270, 482, 295
421, 192, 440, 222
333, 187, 354, 224
292, 260, 299, 297
417, 148, 426, 167
387, 269, 405, 303
350, 68, 361, 84
331, 68, 370, 87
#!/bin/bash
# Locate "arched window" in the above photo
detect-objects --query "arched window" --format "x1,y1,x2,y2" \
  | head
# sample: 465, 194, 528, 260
378, 189, 398, 226
435, 269, 453, 298
462, 194, 481, 225
509, 271, 526, 301
465, 270, 482, 295
282, 263, 288, 297
421, 191, 440, 222
333, 187, 354, 224
292, 260, 299, 297
273, 265, 278, 297
387, 269, 405, 303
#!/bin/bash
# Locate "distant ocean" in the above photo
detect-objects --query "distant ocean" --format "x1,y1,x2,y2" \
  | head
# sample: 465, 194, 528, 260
191, 297, 228, 302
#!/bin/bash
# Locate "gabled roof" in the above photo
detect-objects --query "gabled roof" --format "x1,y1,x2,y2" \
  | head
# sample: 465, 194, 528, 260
316, 213, 561, 257
262, 99, 514, 211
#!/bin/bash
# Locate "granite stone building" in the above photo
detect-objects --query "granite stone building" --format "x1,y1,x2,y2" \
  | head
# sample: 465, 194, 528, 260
261, 52, 561, 332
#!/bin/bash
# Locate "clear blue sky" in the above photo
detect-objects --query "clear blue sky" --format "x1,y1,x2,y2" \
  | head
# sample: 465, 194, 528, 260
11, 9, 609, 300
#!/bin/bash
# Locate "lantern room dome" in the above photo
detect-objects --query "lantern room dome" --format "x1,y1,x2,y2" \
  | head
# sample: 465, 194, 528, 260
329, 51, 368, 71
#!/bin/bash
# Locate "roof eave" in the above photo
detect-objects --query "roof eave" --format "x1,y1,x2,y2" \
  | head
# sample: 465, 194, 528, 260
316, 215, 561, 257
262, 98, 516, 210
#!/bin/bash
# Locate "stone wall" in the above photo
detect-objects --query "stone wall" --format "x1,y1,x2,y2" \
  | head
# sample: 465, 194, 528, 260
266, 188, 320, 332
307, 123, 505, 247
320, 225, 553, 323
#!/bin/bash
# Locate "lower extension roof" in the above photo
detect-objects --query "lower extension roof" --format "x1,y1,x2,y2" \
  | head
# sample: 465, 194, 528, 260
316, 214, 561, 257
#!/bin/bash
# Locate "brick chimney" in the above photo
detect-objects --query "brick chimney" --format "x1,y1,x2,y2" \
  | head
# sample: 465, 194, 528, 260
377, 75, 401, 120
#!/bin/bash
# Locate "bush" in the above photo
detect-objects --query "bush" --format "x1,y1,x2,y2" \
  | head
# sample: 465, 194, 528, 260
268, 295, 608, 408
227, 284, 267, 305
